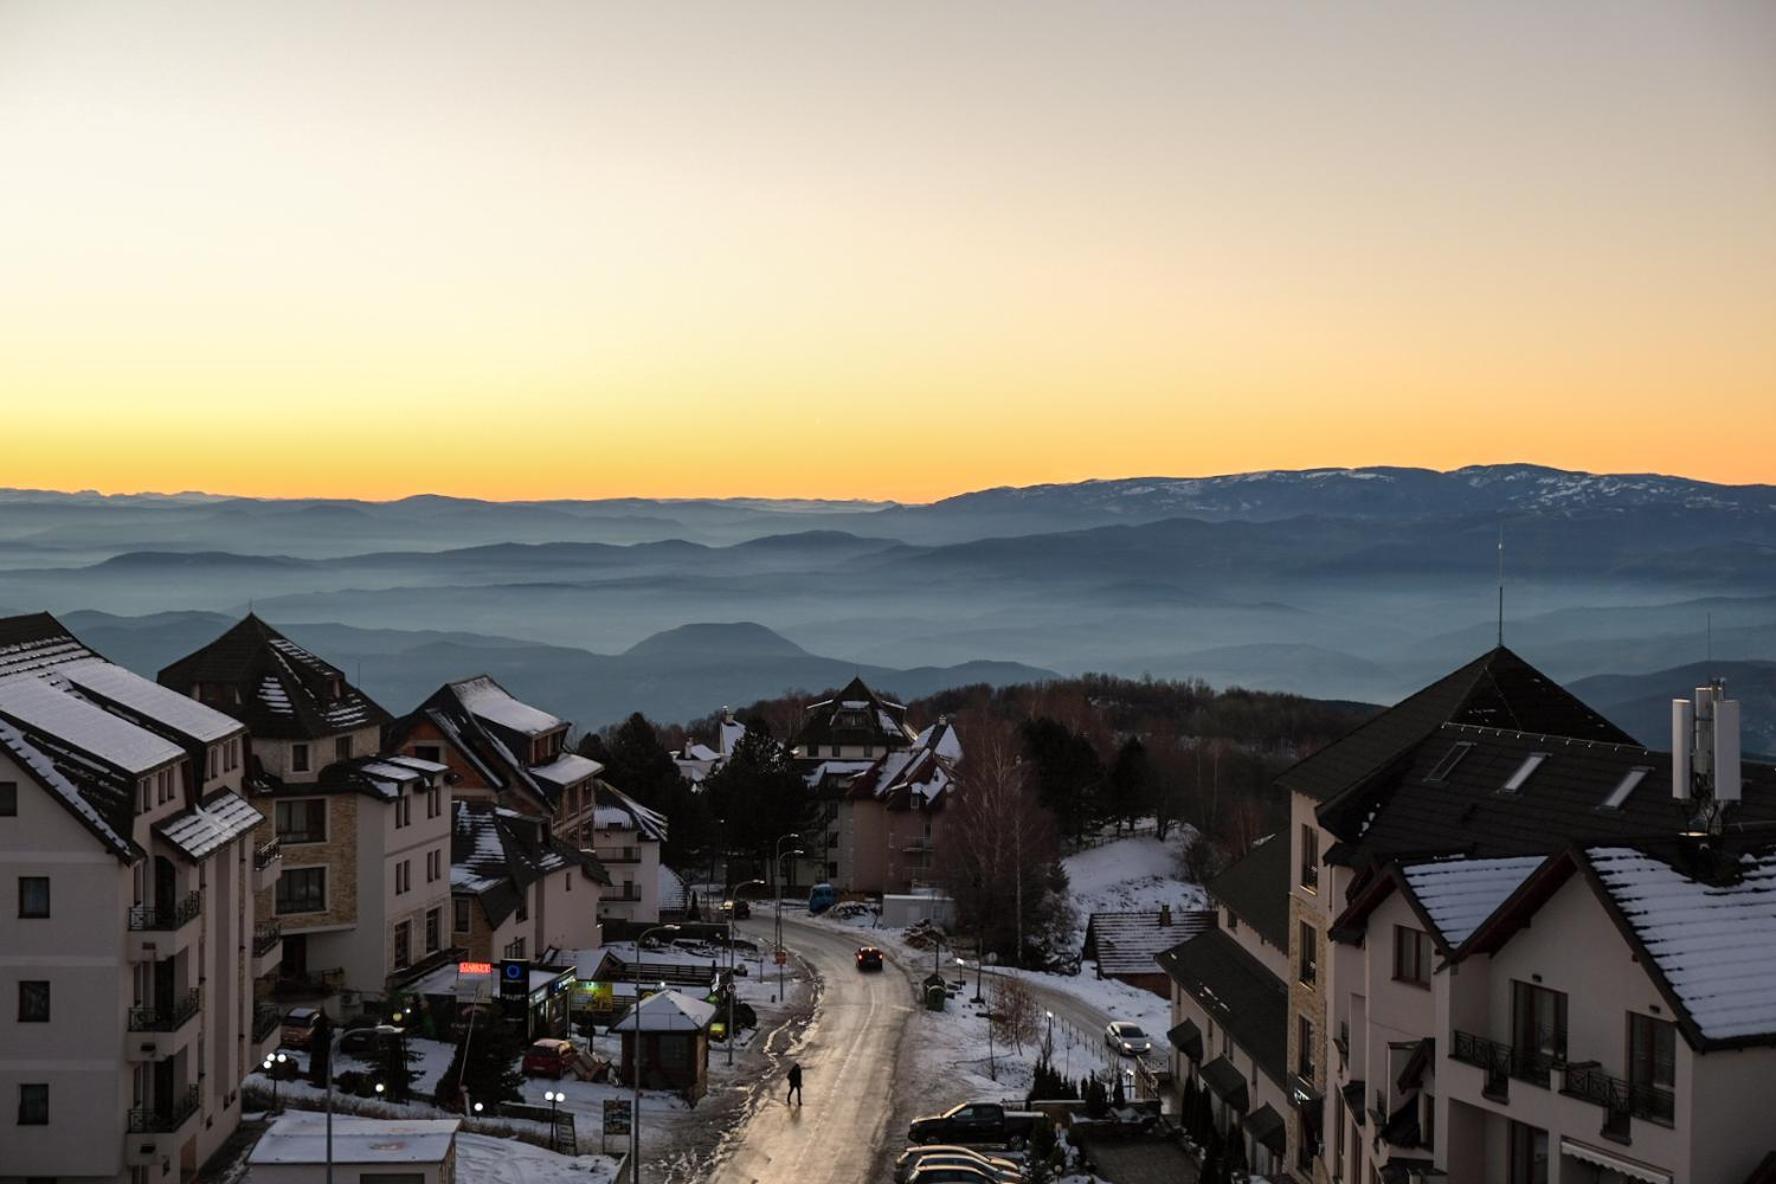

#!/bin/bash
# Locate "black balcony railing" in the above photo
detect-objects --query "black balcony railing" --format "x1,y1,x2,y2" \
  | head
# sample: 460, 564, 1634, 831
127, 1084, 200, 1133
1561, 1062, 1676, 1128
128, 890, 201, 932
252, 923, 282, 958
254, 838, 282, 869
252, 1002, 281, 1042
128, 988, 201, 1033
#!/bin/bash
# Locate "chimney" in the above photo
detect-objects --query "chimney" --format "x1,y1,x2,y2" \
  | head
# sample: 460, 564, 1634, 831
1159, 904, 1172, 928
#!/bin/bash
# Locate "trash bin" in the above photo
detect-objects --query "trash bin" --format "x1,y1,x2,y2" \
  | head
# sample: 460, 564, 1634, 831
922, 973, 946, 1011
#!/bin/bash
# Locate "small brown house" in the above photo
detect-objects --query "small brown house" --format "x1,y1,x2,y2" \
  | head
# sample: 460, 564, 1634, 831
1082, 905, 1215, 997
612, 990, 718, 1103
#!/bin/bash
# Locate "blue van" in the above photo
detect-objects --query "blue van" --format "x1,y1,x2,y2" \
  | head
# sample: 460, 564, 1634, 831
808, 882, 838, 915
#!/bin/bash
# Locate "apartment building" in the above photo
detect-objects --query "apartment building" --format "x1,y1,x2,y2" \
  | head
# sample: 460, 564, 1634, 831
388, 675, 603, 843
1159, 832, 1294, 1176
826, 716, 963, 895
450, 800, 610, 961
589, 783, 668, 928
158, 616, 452, 998
791, 677, 918, 888
0, 613, 263, 1183
1280, 648, 1776, 1184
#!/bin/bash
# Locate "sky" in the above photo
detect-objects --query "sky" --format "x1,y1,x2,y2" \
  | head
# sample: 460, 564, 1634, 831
2, 1, 1772, 502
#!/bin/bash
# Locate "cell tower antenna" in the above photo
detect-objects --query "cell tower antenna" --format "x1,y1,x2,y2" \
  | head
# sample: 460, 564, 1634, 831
1496, 522, 1505, 647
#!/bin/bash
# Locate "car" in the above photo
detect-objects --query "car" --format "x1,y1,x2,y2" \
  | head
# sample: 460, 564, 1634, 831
855, 945, 885, 971
280, 1007, 322, 1049
1104, 1021, 1152, 1056
808, 882, 838, 914
719, 898, 751, 920
893, 1145, 1021, 1183
521, 1038, 578, 1079
907, 1101, 1044, 1148
337, 1024, 403, 1057
906, 1166, 1006, 1184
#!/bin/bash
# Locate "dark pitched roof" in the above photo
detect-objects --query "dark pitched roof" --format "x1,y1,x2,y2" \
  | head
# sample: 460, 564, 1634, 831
1157, 928, 1287, 1086
1328, 723, 1776, 863
0, 719, 137, 860
1207, 832, 1290, 951
793, 676, 913, 753
157, 615, 389, 741
387, 677, 574, 814
1083, 908, 1214, 976
1278, 647, 1632, 805
451, 800, 610, 929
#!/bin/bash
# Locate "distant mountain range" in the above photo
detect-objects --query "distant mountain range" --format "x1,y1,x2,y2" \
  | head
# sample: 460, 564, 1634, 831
5, 463, 1774, 719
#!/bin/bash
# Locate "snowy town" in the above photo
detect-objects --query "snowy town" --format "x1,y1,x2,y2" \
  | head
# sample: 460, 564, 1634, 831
4, 607, 1776, 1184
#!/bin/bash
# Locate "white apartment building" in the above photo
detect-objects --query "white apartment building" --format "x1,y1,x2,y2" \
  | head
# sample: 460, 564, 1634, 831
450, 800, 609, 961
589, 783, 667, 927
0, 613, 264, 1184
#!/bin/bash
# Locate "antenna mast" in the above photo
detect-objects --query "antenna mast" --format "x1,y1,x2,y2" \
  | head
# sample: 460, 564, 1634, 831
1496, 522, 1505, 647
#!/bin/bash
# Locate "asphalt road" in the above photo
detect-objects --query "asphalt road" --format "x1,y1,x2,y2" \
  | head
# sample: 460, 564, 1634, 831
709, 916, 917, 1184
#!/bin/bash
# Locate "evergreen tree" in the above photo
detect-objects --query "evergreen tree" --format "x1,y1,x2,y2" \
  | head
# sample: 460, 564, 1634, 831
376, 1029, 421, 1103
1025, 1118, 1058, 1184
703, 722, 815, 869
1180, 1074, 1201, 1141
596, 713, 714, 865
1019, 717, 1103, 840
438, 1019, 525, 1112
1107, 736, 1155, 830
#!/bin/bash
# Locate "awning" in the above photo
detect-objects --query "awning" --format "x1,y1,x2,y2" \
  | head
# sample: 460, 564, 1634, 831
1341, 1080, 1367, 1121
1379, 1158, 1444, 1183
1200, 1057, 1249, 1112
1168, 1019, 1203, 1061
1245, 1104, 1286, 1155
1396, 1038, 1434, 1091
1559, 1138, 1673, 1184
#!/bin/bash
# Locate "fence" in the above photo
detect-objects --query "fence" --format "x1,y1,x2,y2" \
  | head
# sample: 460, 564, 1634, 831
1065, 822, 1160, 853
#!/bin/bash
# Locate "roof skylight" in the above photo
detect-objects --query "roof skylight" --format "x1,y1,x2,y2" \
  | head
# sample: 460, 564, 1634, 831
1425, 741, 1475, 783
1599, 766, 1651, 811
1499, 752, 1549, 795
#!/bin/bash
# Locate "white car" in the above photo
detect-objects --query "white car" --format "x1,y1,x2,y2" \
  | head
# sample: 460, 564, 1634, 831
1104, 1021, 1152, 1056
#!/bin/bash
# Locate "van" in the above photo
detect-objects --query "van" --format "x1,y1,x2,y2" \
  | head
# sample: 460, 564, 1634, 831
808, 882, 838, 915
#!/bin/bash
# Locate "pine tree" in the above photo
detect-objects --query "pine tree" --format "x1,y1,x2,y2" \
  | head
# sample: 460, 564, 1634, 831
376, 1030, 421, 1103
438, 1019, 525, 1112
1107, 736, 1155, 830
704, 723, 815, 867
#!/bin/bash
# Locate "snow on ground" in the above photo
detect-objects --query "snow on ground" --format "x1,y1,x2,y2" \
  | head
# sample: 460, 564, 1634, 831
450, 1133, 620, 1183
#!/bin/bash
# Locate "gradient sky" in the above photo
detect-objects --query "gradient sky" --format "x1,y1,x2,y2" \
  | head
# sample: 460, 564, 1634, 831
2, 1, 1772, 502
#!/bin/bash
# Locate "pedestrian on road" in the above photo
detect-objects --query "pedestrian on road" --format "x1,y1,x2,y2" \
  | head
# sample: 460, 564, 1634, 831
786, 1061, 803, 1106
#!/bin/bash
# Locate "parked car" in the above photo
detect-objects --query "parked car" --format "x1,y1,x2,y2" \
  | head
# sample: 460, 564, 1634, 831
522, 1038, 578, 1079
855, 945, 885, 972
908, 1101, 1044, 1148
808, 882, 838, 914
337, 1024, 403, 1058
896, 1152, 1021, 1183
906, 1165, 1007, 1184
720, 898, 751, 920
280, 1007, 322, 1049
894, 1145, 1022, 1183
1104, 1021, 1152, 1056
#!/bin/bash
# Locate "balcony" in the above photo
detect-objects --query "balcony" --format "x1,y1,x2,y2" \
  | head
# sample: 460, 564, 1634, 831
593, 847, 641, 865
252, 922, 283, 977
127, 1084, 201, 1134
253, 1002, 281, 1043
253, 838, 282, 889
129, 987, 202, 1033
1451, 1031, 1540, 1101
127, 890, 202, 961
1561, 1061, 1675, 1137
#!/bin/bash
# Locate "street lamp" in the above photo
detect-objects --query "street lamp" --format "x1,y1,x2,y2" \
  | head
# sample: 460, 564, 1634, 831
1044, 1010, 1055, 1062
543, 1089, 563, 1151
631, 923, 681, 1184
773, 838, 803, 1003
261, 1051, 289, 1111
726, 878, 767, 1066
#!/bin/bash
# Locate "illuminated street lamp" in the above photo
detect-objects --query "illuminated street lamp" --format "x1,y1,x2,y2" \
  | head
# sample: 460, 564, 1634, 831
261, 1051, 289, 1111
543, 1089, 564, 1150
726, 879, 767, 1066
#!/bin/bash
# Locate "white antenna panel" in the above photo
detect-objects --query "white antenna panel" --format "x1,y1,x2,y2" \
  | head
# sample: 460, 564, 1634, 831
1715, 699, 1742, 803
1671, 698, 1693, 801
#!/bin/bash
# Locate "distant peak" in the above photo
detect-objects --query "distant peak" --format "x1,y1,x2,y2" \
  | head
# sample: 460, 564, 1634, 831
622, 622, 809, 659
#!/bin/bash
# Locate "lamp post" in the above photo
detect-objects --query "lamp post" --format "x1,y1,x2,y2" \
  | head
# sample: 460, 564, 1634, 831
772, 837, 803, 1003
543, 1090, 563, 1151
631, 923, 680, 1184
1044, 1010, 1055, 1062
261, 1051, 289, 1111
726, 878, 766, 1066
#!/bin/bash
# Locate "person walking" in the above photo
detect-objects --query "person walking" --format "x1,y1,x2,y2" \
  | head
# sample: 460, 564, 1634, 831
786, 1061, 803, 1106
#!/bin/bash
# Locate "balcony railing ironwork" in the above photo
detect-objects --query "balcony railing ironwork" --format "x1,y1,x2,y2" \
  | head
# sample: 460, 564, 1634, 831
127, 1084, 200, 1133
252, 923, 282, 957
127, 988, 201, 1033
127, 890, 202, 932
1561, 1062, 1676, 1128
252, 1002, 281, 1042
254, 838, 282, 869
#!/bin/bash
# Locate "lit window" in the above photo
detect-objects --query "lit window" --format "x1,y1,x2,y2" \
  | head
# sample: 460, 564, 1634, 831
1600, 767, 1651, 811
1500, 752, 1549, 795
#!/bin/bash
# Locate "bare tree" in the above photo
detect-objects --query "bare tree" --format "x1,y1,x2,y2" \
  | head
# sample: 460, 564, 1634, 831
990, 976, 1041, 1056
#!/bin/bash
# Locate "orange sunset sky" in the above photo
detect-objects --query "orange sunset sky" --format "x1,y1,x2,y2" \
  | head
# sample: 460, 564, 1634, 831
1, 1, 1772, 503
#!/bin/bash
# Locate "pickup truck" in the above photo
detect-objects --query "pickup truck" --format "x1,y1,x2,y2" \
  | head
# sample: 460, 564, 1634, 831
907, 1101, 1044, 1148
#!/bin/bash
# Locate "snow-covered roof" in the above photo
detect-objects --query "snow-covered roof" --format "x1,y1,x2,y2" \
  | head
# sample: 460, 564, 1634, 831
718, 717, 746, 757
1083, 908, 1216, 977
659, 865, 688, 912
383, 753, 449, 775
913, 718, 963, 762
1588, 846, 1776, 1042
249, 1115, 460, 1165
57, 659, 243, 744
0, 675, 183, 774
0, 719, 134, 856
156, 791, 262, 861
532, 752, 602, 787
1401, 856, 1545, 948
451, 675, 564, 737
610, 989, 718, 1033
593, 782, 667, 841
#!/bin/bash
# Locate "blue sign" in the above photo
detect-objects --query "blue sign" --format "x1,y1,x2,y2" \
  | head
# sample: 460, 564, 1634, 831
498, 958, 529, 999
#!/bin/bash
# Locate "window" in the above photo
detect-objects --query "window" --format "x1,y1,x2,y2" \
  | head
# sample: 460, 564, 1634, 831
1600, 766, 1652, 811
274, 799, 326, 844
362, 1174, 426, 1184
275, 867, 326, 915
1299, 824, 1319, 890
18, 980, 49, 1022
565, 871, 572, 893
425, 908, 441, 953
393, 921, 411, 969
207, 745, 218, 779
1500, 752, 1549, 794
1421, 1092, 1435, 1152
18, 1083, 47, 1125
1507, 1120, 1548, 1184
395, 860, 411, 895
504, 937, 526, 959
394, 793, 407, 830
0, 781, 15, 816
426, 786, 440, 818
138, 777, 151, 813
454, 898, 471, 932
1298, 921, 1318, 984
1394, 926, 1433, 987
414, 745, 441, 764
1426, 741, 1475, 783
335, 735, 354, 761
1628, 1012, 1676, 1109
1297, 1014, 1315, 1078
18, 876, 49, 918
228, 736, 240, 771
401, 795, 412, 828
291, 743, 310, 773
425, 850, 440, 883
1225, 910, 1238, 932
516, 893, 529, 922
1512, 981, 1568, 1074
1333, 1090, 1346, 1181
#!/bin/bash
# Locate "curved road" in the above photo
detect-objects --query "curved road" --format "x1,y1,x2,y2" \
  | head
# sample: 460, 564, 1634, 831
710, 916, 917, 1184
